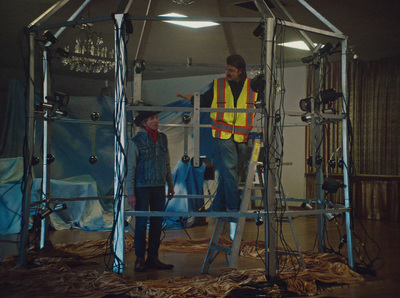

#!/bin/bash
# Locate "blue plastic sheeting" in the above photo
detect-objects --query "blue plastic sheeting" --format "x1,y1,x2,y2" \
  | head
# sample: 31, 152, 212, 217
163, 160, 206, 229
0, 80, 221, 232
0, 156, 112, 233
30, 175, 110, 231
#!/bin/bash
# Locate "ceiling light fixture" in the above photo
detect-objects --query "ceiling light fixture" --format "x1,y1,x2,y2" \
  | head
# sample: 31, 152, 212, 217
172, 0, 195, 4
278, 41, 317, 51
159, 13, 219, 29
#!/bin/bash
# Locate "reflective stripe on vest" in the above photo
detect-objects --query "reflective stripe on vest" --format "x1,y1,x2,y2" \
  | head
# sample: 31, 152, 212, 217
210, 78, 257, 142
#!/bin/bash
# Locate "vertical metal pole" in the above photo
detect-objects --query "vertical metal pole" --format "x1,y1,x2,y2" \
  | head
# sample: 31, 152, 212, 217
113, 14, 126, 274
18, 32, 36, 265
341, 38, 354, 268
39, 0, 92, 250
263, 17, 278, 278
316, 61, 325, 252
40, 50, 50, 249
192, 92, 201, 167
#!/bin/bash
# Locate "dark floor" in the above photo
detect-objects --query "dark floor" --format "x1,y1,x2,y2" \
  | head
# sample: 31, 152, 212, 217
1, 215, 399, 297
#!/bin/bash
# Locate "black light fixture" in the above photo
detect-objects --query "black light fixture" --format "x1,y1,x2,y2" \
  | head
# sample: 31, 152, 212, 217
320, 88, 343, 105
46, 91, 69, 107
36, 103, 68, 117
299, 97, 313, 113
43, 30, 58, 44
253, 23, 264, 38
301, 202, 313, 210
191, 155, 206, 168
38, 203, 67, 219
318, 42, 333, 57
250, 74, 265, 93
307, 155, 322, 167
322, 177, 346, 194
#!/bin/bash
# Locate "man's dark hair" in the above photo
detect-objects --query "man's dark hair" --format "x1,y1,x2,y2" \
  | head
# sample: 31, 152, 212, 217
226, 54, 247, 81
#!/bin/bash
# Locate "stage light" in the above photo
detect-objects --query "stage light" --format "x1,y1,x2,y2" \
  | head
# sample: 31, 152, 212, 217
301, 114, 312, 123
320, 88, 343, 104
53, 203, 67, 212
38, 203, 67, 219
325, 212, 334, 221
301, 42, 337, 65
301, 202, 313, 210
250, 74, 265, 93
190, 156, 206, 168
307, 155, 322, 167
43, 30, 58, 44
46, 91, 69, 107
299, 97, 313, 113
318, 42, 333, 57
253, 23, 264, 37
322, 177, 345, 194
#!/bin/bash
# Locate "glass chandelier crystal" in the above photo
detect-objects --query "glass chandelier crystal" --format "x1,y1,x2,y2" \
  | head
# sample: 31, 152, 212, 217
61, 23, 115, 73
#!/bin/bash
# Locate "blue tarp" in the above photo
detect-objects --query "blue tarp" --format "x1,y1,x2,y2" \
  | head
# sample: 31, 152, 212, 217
0, 80, 220, 233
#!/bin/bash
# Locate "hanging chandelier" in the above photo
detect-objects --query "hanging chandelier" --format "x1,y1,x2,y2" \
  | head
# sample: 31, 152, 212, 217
61, 23, 115, 74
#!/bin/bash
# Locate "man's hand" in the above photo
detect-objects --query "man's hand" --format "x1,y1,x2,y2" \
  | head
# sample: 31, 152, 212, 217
176, 93, 193, 101
127, 195, 136, 210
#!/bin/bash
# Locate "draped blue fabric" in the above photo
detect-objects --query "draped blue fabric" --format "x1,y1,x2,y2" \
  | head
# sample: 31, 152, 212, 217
0, 80, 220, 233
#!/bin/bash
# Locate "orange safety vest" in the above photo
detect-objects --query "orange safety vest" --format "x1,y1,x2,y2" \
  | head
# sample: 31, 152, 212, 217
210, 78, 257, 143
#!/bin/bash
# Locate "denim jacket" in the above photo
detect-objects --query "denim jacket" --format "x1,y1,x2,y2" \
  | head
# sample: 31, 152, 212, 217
126, 129, 173, 196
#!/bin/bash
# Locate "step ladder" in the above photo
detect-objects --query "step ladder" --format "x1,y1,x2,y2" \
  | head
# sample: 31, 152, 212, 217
201, 138, 262, 274
201, 138, 305, 274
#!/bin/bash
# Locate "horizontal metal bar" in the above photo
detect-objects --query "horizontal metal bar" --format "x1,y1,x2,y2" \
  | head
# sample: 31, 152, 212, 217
28, 14, 113, 32
173, 194, 214, 199
126, 105, 263, 113
125, 207, 351, 218
279, 19, 346, 39
50, 195, 114, 202
127, 15, 264, 23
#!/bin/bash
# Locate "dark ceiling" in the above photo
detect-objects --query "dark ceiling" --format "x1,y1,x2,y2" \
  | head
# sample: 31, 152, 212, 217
1, 0, 399, 81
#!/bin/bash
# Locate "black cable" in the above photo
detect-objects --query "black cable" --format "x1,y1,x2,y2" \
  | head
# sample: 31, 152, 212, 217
103, 14, 130, 273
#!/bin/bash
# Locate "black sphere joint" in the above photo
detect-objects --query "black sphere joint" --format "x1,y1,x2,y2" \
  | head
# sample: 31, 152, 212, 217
89, 155, 98, 164
182, 114, 191, 124
91, 112, 100, 121
181, 155, 190, 164
46, 154, 55, 164
32, 156, 40, 166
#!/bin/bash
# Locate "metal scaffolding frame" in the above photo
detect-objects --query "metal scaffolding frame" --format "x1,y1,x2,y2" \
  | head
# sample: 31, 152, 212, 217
21, 0, 353, 277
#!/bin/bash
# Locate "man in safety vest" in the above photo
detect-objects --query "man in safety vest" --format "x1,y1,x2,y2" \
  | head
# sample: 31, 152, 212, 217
177, 54, 257, 215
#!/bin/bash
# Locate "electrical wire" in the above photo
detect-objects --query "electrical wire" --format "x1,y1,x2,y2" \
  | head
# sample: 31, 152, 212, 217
103, 14, 130, 273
